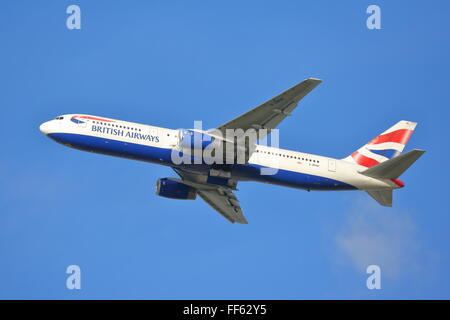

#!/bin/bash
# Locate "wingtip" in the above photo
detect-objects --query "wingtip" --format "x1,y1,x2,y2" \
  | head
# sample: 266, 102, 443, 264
235, 218, 249, 224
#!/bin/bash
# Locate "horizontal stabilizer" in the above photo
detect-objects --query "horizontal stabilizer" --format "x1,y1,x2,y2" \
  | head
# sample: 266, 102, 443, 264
361, 149, 425, 179
366, 190, 393, 207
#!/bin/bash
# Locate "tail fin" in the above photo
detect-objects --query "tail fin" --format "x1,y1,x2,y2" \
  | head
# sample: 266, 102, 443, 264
343, 120, 417, 168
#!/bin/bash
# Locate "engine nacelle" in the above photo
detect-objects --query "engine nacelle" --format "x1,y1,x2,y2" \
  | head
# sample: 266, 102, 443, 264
176, 128, 257, 164
179, 129, 215, 152
155, 178, 196, 200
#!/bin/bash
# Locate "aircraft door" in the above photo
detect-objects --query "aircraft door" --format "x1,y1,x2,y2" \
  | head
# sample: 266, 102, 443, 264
167, 130, 178, 149
148, 127, 159, 144
328, 159, 336, 172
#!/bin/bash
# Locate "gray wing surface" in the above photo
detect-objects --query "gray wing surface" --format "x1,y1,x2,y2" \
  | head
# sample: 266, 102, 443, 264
197, 189, 247, 224
217, 78, 322, 137
172, 169, 248, 224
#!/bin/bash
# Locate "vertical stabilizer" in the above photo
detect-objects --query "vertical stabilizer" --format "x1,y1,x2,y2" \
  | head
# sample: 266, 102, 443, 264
343, 120, 417, 168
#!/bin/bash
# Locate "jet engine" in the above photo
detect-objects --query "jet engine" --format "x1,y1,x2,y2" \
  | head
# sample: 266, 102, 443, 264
155, 178, 196, 200
179, 129, 215, 153
176, 129, 256, 164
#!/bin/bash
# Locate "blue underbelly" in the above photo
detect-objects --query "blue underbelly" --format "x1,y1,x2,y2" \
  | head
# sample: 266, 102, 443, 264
231, 163, 356, 191
48, 133, 356, 191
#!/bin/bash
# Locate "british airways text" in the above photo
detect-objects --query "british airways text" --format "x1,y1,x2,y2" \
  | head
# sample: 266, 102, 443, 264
92, 125, 159, 142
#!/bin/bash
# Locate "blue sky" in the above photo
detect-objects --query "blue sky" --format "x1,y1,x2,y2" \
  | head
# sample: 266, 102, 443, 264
0, 0, 449, 299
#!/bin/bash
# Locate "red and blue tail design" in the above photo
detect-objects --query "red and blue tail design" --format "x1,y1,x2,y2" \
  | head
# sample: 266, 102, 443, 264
343, 120, 417, 168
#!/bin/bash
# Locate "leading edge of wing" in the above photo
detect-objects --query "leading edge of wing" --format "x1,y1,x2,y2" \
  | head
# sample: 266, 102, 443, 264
217, 78, 322, 132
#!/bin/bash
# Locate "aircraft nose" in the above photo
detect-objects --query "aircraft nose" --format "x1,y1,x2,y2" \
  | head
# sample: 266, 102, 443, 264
39, 121, 51, 135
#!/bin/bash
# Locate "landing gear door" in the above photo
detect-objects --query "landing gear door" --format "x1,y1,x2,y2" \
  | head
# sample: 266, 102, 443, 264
328, 159, 336, 172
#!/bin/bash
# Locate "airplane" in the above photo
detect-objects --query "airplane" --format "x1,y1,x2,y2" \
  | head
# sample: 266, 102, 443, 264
39, 78, 425, 224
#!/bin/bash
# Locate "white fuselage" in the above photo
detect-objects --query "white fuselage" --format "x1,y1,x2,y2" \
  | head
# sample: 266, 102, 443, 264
40, 114, 401, 192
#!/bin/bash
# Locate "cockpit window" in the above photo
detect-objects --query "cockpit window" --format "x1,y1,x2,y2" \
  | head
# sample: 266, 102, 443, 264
54, 116, 64, 120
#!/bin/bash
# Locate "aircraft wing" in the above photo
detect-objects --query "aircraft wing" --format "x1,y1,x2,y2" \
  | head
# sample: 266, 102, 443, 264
216, 78, 322, 137
172, 169, 248, 224
197, 189, 247, 224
